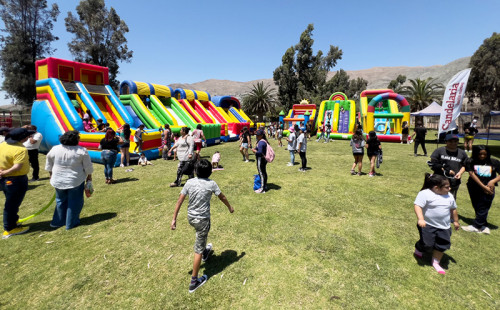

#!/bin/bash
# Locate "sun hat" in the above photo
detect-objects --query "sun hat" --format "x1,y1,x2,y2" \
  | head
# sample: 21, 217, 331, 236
5, 128, 36, 144
445, 134, 459, 141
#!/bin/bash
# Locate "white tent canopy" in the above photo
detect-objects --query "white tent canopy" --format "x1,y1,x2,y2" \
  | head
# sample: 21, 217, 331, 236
411, 102, 473, 116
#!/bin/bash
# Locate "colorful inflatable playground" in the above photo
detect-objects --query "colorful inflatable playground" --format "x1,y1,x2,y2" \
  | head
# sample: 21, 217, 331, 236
31, 58, 252, 164
316, 92, 357, 140
280, 99, 316, 135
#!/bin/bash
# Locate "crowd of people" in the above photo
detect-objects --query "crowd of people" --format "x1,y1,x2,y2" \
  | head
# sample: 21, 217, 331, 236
0, 118, 499, 291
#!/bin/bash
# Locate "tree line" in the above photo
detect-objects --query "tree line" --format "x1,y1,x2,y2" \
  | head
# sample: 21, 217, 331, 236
0, 0, 132, 106
243, 25, 499, 120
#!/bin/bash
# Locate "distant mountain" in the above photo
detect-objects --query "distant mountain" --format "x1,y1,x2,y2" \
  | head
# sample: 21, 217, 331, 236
170, 57, 471, 98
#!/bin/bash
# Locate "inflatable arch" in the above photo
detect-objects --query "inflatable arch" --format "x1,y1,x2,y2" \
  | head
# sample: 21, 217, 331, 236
365, 92, 410, 136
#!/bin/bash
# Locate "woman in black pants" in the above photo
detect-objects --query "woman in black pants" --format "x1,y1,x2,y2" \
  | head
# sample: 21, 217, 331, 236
252, 129, 268, 193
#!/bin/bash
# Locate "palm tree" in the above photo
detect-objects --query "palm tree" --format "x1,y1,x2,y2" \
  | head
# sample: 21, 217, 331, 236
242, 82, 277, 121
401, 78, 444, 112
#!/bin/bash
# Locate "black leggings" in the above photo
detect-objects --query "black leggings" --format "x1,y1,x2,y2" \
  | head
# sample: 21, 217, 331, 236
256, 157, 267, 190
174, 161, 194, 186
299, 151, 307, 169
414, 139, 427, 155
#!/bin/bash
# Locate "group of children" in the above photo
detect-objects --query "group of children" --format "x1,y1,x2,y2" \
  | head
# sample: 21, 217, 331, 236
349, 130, 382, 177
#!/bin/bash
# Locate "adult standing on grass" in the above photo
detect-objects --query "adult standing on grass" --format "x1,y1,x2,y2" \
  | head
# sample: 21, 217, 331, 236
0, 127, 35, 239
169, 127, 195, 187
411, 121, 427, 156
99, 128, 123, 184
117, 123, 131, 167
297, 125, 308, 172
413, 173, 459, 275
171, 159, 234, 293
286, 126, 297, 166
429, 134, 467, 200
252, 129, 268, 193
45, 130, 93, 230
239, 127, 251, 162
461, 145, 500, 234
23, 125, 43, 182
192, 124, 206, 160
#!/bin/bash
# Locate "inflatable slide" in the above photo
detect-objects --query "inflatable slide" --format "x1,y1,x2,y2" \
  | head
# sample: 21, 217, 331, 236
360, 89, 411, 142
211, 96, 252, 132
281, 100, 316, 136
316, 92, 356, 139
31, 58, 161, 164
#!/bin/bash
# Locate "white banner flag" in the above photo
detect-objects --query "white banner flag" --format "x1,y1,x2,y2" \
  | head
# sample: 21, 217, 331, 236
438, 68, 471, 134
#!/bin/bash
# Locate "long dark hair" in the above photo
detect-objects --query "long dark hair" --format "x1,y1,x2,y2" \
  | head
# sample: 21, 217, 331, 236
123, 123, 131, 138
367, 130, 378, 142
352, 129, 364, 141
421, 173, 448, 191
471, 145, 491, 164
105, 128, 116, 141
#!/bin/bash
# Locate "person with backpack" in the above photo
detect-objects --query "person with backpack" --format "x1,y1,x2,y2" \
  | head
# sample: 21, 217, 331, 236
252, 129, 268, 193
296, 125, 307, 172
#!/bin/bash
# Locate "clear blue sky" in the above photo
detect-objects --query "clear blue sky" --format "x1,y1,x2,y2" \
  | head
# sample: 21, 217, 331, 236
1, 0, 499, 103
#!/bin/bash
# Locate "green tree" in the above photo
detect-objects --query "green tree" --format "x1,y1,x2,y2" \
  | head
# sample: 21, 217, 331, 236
387, 74, 406, 93
273, 24, 342, 110
401, 78, 444, 112
347, 77, 368, 99
468, 32, 500, 111
242, 81, 277, 122
65, 0, 132, 88
0, 0, 59, 105
273, 46, 298, 112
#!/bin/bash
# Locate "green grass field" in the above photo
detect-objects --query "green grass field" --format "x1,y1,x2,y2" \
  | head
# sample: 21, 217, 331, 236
1, 135, 499, 309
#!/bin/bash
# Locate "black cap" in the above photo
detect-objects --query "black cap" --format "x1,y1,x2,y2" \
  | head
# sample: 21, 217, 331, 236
5, 128, 36, 144
445, 134, 459, 141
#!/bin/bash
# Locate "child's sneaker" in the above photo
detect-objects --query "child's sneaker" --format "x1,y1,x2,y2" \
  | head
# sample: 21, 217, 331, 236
254, 188, 265, 194
120, 163, 124, 167
202, 243, 213, 262
287, 162, 293, 166
357, 172, 362, 176
2, 226, 29, 239
189, 275, 208, 293
369, 173, 375, 177
350, 169, 356, 175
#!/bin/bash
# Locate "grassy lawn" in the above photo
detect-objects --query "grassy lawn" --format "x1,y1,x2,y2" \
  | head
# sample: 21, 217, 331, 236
1, 136, 499, 309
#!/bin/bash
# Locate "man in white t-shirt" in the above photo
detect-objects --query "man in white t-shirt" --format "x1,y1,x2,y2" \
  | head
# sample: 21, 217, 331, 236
23, 125, 43, 182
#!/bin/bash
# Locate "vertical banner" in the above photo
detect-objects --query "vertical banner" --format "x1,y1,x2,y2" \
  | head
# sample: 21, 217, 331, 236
438, 68, 471, 134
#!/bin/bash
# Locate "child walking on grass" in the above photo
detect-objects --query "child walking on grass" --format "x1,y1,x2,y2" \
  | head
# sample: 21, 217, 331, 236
350, 129, 365, 175
171, 159, 234, 293
365, 131, 381, 177
413, 173, 460, 275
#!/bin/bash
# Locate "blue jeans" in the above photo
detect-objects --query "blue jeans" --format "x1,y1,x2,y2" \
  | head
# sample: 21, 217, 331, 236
101, 150, 117, 179
1, 175, 28, 231
289, 150, 295, 164
52, 182, 85, 229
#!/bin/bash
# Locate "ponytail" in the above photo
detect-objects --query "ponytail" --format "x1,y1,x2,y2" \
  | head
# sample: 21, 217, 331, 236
421, 173, 447, 191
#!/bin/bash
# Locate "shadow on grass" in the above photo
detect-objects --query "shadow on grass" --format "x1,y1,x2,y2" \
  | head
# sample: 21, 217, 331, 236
459, 214, 498, 230
26, 212, 118, 233
189, 250, 246, 279
413, 252, 457, 270
266, 183, 281, 191
27, 184, 43, 190
113, 177, 139, 184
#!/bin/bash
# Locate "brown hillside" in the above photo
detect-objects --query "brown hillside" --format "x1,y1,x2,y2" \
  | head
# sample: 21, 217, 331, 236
170, 57, 471, 98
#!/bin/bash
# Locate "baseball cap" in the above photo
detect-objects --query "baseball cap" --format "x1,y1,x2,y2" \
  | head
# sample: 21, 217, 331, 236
255, 129, 265, 136
445, 134, 459, 141
5, 127, 36, 144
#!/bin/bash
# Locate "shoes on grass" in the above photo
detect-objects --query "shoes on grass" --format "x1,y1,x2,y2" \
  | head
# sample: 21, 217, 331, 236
120, 164, 124, 167
189, 275, 207, 293
414, 248, 423, 259
369, 173, 375, 177
287, 163, 293, 166
461, 225, 480, 233
29, 178, 39, 183
202, 243, 212, 262
170, 183, 179, 187
480, 227, 491, 234
2, 226, 29, 239
357, 172, 362, 176
254, 188, 265, 194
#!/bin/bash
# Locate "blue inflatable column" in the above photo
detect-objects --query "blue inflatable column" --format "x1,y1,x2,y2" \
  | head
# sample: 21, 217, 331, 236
303, 111, 310, 131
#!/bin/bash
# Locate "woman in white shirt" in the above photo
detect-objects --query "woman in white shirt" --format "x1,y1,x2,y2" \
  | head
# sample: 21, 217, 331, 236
45, 130, 93, 230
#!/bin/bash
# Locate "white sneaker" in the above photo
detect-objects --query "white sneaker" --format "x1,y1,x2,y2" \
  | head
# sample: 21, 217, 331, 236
480, 227, 491, 235
120, 164, 124, 167
462, 225, 480, 233
245, 160, 249, 163
287, 163, 293, 166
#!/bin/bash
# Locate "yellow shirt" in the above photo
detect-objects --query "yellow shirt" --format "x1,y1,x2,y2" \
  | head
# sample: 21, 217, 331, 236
0, 142, 29, 176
